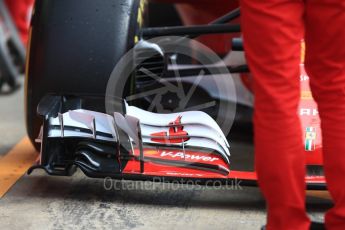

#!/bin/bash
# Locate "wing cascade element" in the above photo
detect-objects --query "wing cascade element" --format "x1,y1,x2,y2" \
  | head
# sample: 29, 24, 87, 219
30, 98, 231, 177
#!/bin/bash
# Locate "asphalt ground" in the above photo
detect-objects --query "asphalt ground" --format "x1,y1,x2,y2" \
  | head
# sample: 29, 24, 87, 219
0, 84, 332, 230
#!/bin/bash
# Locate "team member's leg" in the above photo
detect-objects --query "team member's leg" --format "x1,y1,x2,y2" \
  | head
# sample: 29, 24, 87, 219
5, 0, 34, 45
304, 1, 345, 229
241, 1, 309, 229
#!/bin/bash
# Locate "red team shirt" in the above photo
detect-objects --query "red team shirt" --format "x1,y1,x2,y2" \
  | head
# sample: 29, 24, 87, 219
5, 0, 34, 46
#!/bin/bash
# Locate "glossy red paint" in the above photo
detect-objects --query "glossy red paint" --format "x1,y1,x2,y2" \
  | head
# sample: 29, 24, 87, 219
151, 116, 190, 144
122, 148, 325, 184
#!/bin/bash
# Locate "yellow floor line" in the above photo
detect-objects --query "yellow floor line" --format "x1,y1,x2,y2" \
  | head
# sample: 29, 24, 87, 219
0, 137, 38, 198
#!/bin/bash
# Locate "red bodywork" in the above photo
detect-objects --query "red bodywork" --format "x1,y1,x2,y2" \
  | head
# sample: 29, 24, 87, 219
120, 88, 324, 186
120, 0, 324, 185
120, 148, 324, 185
151, 116, 190, 144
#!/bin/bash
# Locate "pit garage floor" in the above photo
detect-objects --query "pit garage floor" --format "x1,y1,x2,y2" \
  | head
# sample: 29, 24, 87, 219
0, 83, 332, 230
